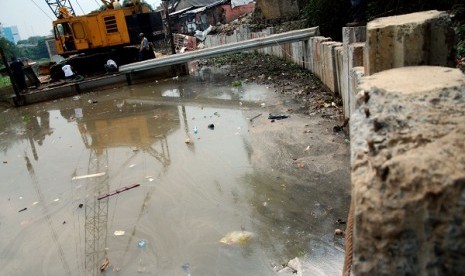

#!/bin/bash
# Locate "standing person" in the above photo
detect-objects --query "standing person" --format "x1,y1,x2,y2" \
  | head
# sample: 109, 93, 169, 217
113, 0, 121, 9
347, 0, 367, 27
139, 33, 150, 61
62, 63, 75, 80
9, 57, 27, 92
104, 59, 118, 72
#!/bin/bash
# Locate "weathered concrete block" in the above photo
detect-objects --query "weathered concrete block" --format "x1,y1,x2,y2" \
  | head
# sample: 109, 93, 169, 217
349, 66, 364, 117
310, 37, 332, 80
350, 66, 465, 275
364, 10, 455, 75
321, 41, 342, 93
335, 46, 344, 95
342, 27, 366, 118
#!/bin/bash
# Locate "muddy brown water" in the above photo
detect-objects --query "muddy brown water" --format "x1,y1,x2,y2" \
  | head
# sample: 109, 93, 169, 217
0, 66, 350, 276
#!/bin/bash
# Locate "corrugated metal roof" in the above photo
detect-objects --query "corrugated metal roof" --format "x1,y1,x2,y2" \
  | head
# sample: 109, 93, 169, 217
186, 6, 207, 14
170, 7, 195, 16
182, 0, 224, 6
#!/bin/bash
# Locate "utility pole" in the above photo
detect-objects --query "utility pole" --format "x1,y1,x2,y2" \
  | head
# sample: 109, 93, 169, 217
162, 0, 176, 54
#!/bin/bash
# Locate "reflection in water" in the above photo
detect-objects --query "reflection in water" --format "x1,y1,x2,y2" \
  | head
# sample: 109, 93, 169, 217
0, 66, 349, 275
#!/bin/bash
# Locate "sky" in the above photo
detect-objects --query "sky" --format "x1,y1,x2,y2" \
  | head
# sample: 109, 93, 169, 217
0, 0, 162, 39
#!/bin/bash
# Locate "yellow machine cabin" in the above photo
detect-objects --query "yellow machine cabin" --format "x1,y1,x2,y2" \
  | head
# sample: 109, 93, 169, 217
53, 9, 131, 55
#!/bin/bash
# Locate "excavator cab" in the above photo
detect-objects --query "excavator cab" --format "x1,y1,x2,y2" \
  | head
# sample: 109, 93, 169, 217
54, 22, 76, 53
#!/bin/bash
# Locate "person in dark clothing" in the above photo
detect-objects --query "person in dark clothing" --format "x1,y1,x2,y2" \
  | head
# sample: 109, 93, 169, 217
9, 57, 27, 92
347, 0, 367, 27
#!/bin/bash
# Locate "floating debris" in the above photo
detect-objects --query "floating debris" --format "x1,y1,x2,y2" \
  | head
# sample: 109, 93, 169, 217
138, 240, 147, 248
220, 231, 254, 246
100, 258, 110, 272
98, 184, 140, 200
114, 230, 125, 236
249, 113, 262, 122
72, 172, 106, 180
268, 114, 289, 120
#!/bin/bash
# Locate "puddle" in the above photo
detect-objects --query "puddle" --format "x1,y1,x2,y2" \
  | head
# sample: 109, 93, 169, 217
0, 66, 349, 275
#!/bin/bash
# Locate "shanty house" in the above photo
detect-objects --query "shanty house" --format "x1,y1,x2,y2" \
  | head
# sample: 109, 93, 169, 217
170, 0, 255, 35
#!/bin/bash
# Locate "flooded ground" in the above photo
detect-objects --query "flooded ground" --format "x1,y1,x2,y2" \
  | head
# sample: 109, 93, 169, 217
0, 65, 350, 276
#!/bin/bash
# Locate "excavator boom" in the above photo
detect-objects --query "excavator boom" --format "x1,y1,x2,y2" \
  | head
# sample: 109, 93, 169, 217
46, 0, 76, 18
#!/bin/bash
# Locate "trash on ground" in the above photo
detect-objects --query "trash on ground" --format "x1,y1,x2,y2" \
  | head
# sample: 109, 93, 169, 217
181, 263, 190, 272
78, 203, 83, 208
333, 125, 343, 132
3, 161, 7, 164
283, 257, 303, 276
138, 240, 147, 248
53, 198, 60, 202
334, 229, 344, 235
100, 258, 110, 272
304, 146, 310, 151
208, 124, 215, 130
193, 127, 198, 134
114, 230, 125, 236
336, 219, 346, 224
214, 112, 220, 117
18, 207, 27, 212
129, 164, 136, 168
268, 114, 289, 120
249, 113, 262, 122
72, 172, 106, 180
293, 161, 305, 168
220, 231, 254, 246
97, 184, 140, 200
260, 103, 266, 108
32, 201, 39, 205
232, 80, 242, 87
185, 138, 191, 144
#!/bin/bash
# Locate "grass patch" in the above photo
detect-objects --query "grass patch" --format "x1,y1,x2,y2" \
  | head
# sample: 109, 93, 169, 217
0, 76, 11, 88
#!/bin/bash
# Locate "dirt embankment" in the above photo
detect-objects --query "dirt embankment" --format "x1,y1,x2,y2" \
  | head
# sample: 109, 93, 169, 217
203, 53, 345, 124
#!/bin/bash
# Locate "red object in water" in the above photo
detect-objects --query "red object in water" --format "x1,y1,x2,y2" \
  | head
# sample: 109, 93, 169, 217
98, 184, 140, 200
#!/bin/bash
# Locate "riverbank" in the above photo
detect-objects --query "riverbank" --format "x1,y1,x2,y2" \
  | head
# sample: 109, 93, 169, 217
203, 52, 345, 123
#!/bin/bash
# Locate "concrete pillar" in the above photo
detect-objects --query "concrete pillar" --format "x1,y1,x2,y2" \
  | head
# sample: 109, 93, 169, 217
350, 66, 465, 275
364, 10, 455, 76
342, 26, 366, 118
343, 42, 365, 116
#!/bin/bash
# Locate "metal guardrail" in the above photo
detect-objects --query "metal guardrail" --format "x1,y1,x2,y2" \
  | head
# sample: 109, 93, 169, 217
119, 27, 319, 73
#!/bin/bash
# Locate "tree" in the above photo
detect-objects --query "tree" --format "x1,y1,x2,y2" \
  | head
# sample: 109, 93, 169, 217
0, 37, 19, 62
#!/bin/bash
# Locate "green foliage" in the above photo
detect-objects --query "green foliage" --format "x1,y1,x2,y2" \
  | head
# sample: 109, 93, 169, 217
0, 76, 11, 88
0, 37, 19, 60
232, 80, 242, 87
17, 37, 49, 61
301, 0, 351, 41
301, 0, 465, 41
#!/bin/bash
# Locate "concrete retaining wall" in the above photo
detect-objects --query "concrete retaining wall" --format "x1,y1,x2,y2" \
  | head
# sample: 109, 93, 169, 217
205, 9, 464, 275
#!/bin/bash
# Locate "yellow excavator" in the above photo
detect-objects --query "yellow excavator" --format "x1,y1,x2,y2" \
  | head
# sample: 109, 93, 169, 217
47, 0, 163, 79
